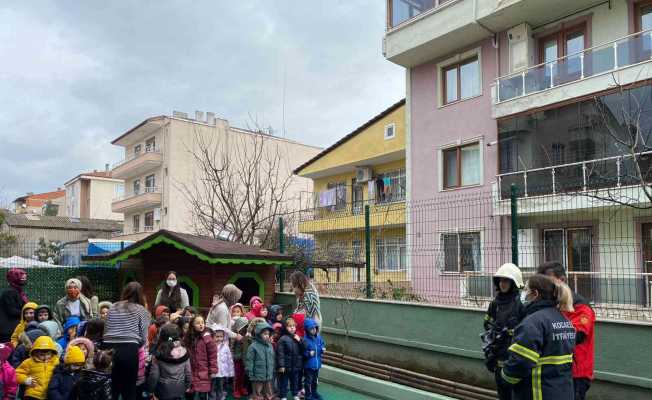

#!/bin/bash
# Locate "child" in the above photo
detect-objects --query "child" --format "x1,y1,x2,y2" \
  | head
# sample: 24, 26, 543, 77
82, 319, 104, 349
482, 263, 525, 400
35, 305, 52, 323
0, 343, 17, 400
271, 323, 282, 349
149, 305, 170, 347
67, 337, 94, 369
57, 317, 81, 352
245, 321, 275, 400
37, 321, 63, 356
267, 305, 284, 326
303, 319, 325, 400
290, 314, 305, 338
10, 302, 37, 347
147, 323, 191, 400
252, 303, 269, 320
47, 345, 85, 400
185, 315, 217, 400
15, 335, 60, 400
73, 349, 112, 400
244, 297, 263, 320
209, 325, 234, 400
231, 317, 249, 399
230, 303, 245, 320
277, 318, 303, 400
97, 302, 112, 321
10, 323, 46, 368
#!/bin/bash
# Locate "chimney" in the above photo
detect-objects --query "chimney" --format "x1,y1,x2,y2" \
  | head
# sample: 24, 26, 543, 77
105, 163, 109, 173
195, 111, 204, 122
206, 112, 215, 125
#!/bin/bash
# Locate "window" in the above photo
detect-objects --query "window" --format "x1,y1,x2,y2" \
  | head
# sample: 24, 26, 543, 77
390, 0, 435, 28
442, 232, 481, 273
442, 57, 480, 104
543, 228, 593, 299
636, 0, 652, 32
539, 24, 586, 63
352, 240, 363, 281
326, 182, 347, 211
375, 169, 406, 203
144, 211, 154, 231
443, 143, 481, 189
384, 123, 396, 140
352, 181, 364, 215
145, 137, 156, 152
132, 214, 140, 233
145, 174, 156, 190
375, 237, 406, 272
134, 144, 142, 156
133, 179, 141, 195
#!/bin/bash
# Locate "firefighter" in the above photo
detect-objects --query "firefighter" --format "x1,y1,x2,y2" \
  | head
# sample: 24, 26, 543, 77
501, 274, 576, 400
537, 261, 595, 400
482, 263, 526, 400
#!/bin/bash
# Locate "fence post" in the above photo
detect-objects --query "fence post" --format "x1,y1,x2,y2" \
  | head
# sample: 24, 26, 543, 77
510, 184, 519, 266
365, 204, 372, 299
278, 217, 285, 293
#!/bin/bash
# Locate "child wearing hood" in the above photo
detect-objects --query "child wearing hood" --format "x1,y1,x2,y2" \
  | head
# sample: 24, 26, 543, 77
482, 263, 525, 400
147, 323, 191, 400
10, 322, 47, 368
34, 305, 52, 324
73, 349, 112, 400
0, 343, 17, 400
245, 321, 275, 400
244, 297, 263, 320
97, 302, 112, 321
47, 345, 85, 400
15, 336, 60, 400
10, 302, 38, 347
149, 305, 170, 347
302, 319, 325, 400
231, 317, 249, 399
38, 321, 64, 356
276, 317, 303, 400
230, 303, 244, 321
57, 317, 81, 353
67, 337, 94, 370
267, 305, 284, 326
209, 324, 234, 400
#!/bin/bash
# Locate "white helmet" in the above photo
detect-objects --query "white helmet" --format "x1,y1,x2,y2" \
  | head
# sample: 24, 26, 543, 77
493, 263, 524, 289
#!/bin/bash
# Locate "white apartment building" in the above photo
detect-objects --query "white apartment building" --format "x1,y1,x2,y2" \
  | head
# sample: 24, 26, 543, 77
64, 169, 124, 221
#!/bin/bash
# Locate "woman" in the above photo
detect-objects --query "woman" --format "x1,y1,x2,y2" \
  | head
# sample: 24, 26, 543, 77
0, 268, 28, 342
501, 274, 576, 400
103, 282, 151, 400
205, 284, 242, 340
290, 271, 322, 327
77, 275, 99, 317
53, 278, 94, 327
154, 271, 189, 313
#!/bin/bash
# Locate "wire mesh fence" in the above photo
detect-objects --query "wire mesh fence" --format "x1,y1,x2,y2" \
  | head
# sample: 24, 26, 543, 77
277, 185, 652, 322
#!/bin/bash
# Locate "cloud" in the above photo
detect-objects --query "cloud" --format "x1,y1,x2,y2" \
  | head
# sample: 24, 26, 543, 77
0, 1, 404, 202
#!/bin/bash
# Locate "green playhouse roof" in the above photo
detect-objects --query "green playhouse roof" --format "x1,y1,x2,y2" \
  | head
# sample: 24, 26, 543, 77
81, 229, 293, 266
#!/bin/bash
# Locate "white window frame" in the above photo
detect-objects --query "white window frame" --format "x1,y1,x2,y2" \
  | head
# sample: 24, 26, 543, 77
384, 123, 396, 140
437, 47, 483, 108
439, 230, 484, 274
437, 136, 484, 192
375, 236, 407, 272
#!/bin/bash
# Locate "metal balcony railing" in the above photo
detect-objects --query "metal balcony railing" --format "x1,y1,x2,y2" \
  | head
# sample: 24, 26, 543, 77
496, 151, 652, 200
111, 146, 161, 169
113, 186, 162, 202
496, 28, 652, 103
387, 0, 456, 29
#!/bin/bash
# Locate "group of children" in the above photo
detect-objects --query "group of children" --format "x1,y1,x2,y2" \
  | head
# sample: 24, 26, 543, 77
0, 296, 325, 400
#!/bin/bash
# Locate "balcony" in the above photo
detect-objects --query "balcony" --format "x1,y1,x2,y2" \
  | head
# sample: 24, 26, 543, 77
494, 29, 652, 118
298, 200, 406, 235
111, 186, 162, 213
111, 147, 162, 180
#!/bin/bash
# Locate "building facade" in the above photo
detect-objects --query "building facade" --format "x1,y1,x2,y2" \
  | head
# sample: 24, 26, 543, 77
110, 111, 322, 241
294, 100, 407, 292
13, 190, 66, 216
64, 170, 124, 221
385, 0, 652, 309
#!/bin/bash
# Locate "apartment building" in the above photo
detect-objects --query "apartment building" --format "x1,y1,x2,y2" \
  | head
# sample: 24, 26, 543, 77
64, 169, 124, 221
13, 190, 66, 216
110, 111, 321, 241
294, 99, 407, 289
385, 0, 652, 307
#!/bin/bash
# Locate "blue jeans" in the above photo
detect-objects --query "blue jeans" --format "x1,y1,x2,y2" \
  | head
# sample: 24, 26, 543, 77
303, 369, 322, 400
279, 370, 300, 398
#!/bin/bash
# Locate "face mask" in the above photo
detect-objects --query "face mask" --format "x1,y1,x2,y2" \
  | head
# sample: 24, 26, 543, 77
67, 287, 80, 299
167, 279, 177, 288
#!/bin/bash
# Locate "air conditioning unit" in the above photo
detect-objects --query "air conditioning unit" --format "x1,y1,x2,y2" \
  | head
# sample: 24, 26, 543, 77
508, 23, 534, 73
153, 207, 161, 221
355, 167, 373, 183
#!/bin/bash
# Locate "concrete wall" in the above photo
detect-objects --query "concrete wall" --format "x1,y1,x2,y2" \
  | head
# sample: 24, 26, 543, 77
276, 293, 652, 399
89, 179, 123, 220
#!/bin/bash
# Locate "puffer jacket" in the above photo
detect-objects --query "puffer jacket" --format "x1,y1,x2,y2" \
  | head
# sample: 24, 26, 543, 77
302, 318, 325, 370
276, 324, 303, 371
245, 322, 275, 382
15, 336, 60, 399
0, 343, 17, 400
10, 325, 46, 368
147, 341, 191, 400
73, 369, 111, 400
57, 316, 81, 352
10, 302, 38, 347
563, 292, 595, 380
47, 364, 81, 400
501, 300, 576, 400
189, 330, 217, 393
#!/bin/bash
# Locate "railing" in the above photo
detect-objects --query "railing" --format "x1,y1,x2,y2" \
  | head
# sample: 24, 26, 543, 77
387, 0, 455, 29
143, 225, 154, 232
496, 151, 652, 200
112, 186, 162, 202
496, 28, 652, 103
111, 146, 161, 169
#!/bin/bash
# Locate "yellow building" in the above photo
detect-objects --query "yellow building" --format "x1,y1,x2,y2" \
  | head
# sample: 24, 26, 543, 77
294, 99, 407, 293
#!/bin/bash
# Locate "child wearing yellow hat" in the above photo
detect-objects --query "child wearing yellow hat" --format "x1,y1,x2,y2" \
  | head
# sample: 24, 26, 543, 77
48, 345, 86, 400
15, 336, 60, 399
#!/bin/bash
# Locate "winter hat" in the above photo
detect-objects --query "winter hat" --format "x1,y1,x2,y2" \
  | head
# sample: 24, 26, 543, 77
155, 305, 170, 318
232, 317, 249, 334
272, 322, 283, 333
252, 302, 266, 318
6, 268, 28, 303
98, 301, 112, 310
291, 313, 306, 337
24, 326, 47, 343
68, 337, 94, 357
209, 323, 226, 334
39, 320, 62, 340
0, 343, 13, 362
35, 304, 52, 319
249, 296, 262, 308
65, 278, 82, 290
230, 303, 244, 314
64, 345, 85, 365
221, 284, 243, 307
30, 336, 58, 354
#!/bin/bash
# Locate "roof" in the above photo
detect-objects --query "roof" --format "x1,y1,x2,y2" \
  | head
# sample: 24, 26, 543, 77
1, 212, 122, 232
293, 98, 406, 175
81, 229, 293, 266
64, 170, 121, 186
111, 115, 166, 145
13, 190, 65, 205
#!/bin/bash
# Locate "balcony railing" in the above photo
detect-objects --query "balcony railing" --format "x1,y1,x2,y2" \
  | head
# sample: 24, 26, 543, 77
496, 28, 652, 103
113, 186, 162, 202
387, 0, 455, 29
497, 152, 652, 200
112, 146, 160, 169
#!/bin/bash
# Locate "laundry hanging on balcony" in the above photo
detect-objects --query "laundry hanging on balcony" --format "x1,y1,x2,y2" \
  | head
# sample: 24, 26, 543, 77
319, 188, 337, 207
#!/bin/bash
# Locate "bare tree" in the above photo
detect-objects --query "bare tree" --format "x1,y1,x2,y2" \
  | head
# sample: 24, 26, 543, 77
177, 124, 295, 246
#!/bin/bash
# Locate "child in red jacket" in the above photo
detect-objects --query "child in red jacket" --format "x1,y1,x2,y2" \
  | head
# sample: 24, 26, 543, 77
184, 316, 217, 400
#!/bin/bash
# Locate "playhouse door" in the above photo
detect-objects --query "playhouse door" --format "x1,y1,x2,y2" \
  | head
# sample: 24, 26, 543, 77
231, 274, 263, 306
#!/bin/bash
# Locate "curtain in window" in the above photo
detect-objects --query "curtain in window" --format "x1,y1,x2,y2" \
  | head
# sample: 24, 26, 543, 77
461, 144, 480, 186
460, 59, 480, 99
444, 150, 458, 188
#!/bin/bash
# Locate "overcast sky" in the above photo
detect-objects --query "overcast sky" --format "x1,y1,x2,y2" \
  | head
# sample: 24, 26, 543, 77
0, 1, 404, 204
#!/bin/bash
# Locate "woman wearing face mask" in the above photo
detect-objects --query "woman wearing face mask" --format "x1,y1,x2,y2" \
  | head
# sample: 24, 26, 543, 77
154, 271, 189, 313
53, 278, 94, 328
501, 274, 576, 400
0, 268, 29, 342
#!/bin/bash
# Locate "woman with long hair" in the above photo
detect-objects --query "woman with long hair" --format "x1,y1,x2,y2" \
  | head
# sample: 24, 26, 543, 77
290, 270, 322, 327
154, 271, 189, 313
77, 275, 99, 317
205, 284, 243, 340
102, 281, 151, 400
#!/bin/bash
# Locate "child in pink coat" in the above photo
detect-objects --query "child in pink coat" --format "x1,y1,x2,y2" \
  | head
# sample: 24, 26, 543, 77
0, 343, 17, 400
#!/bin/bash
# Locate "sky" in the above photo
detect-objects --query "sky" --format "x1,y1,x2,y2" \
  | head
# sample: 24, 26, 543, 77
0, 1, 404, 205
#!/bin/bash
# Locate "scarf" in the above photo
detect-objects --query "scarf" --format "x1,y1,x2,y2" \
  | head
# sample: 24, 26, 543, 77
6, 268, 28, 303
